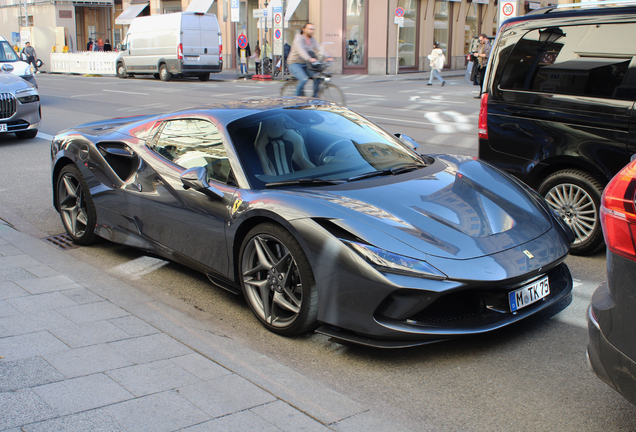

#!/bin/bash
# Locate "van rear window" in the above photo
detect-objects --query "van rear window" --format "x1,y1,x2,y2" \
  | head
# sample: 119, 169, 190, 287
499, 23, 636, 101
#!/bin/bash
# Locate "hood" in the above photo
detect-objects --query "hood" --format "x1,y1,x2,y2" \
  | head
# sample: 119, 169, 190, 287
68, 114, 159, 139
306, 155, 553, 260
0, 71, 31, 88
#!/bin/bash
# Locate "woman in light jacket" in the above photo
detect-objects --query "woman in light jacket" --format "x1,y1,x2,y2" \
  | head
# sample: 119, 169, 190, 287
427, 42, 446, 87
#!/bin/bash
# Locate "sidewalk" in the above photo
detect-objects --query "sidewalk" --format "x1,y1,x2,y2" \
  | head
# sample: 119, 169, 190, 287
0, 219, 412, 431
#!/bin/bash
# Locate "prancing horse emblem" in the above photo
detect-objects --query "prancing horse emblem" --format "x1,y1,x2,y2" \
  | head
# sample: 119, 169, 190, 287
523, 250, 534, 259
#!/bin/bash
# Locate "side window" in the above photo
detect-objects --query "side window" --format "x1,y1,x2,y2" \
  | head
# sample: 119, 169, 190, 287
149, 119, 234, 184
499, 23, 636, 101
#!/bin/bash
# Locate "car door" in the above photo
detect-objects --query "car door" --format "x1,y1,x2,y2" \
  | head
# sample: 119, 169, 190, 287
124, 117, 238, 276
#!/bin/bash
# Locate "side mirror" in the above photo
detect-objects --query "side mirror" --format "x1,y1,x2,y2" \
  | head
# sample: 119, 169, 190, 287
180, 166, 224, 199
1, 64, 14, 72
395, 133, 420, 152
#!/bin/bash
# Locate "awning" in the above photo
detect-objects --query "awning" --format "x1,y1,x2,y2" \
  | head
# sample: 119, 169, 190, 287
284, 0, 301, 21
115, 2, 149, 25
185, 0, 215, 13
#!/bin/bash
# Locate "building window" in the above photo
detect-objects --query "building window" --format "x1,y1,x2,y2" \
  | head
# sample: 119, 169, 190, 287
465, 3, 478, 55
434, 0, 450, 59
398, 0, 418, 68
345, 0, 365, 66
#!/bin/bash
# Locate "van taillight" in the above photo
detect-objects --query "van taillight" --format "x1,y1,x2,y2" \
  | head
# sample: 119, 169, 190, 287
478, 93, 488, 139
601, 159, 636, 262
177, 43, 183, 60
219, 37, 222, 61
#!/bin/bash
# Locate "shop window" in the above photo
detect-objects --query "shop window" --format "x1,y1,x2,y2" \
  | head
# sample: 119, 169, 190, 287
345, 0, 365, 66
434, 0, 450, 59
398, 0, 418, 68
465, 3, 478, 55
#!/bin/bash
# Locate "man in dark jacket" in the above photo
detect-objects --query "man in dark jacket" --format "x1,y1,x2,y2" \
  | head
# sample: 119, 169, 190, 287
22, 42, 38, 73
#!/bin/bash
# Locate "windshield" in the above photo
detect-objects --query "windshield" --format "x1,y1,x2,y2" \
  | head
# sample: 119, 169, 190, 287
0, 41, 19, 62
227, 106, 425, 188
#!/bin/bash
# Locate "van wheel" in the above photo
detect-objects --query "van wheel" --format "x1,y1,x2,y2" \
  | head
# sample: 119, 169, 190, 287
198, 73, 210, 81
538, 169, 605, 256
159, 64, 171, 82
116, 63, 127, 78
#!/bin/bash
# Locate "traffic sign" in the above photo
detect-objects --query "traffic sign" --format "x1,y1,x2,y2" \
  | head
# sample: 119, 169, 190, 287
237, 34, 248, 50
395, 7, 405, 17
394, 16, 404, 26
253, 9, 264, 18
230, 0, 239, 22
502, 1, 514, 16
274, 29, 281, 39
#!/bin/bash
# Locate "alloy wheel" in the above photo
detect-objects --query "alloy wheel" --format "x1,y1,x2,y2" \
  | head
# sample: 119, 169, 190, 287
58, 172, 89, 238
241, 234, 303, 328
544, 183, 597, 245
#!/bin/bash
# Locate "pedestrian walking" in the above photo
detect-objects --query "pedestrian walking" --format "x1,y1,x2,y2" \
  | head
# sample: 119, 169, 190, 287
288, 23, 331, 97
427, 42, 446, 87
22, 42, 38, 73
473, 33, 491, 98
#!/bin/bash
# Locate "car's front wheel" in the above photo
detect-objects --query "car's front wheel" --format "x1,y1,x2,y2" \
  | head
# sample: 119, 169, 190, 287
116, 62, 127, 78
56, 165, 98, 245
538, 169, 604, 255
239, 223, 318, 336
159, 64, 171, 82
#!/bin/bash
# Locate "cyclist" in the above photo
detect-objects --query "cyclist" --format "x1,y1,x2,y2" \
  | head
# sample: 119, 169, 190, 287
288, 23, 331, 97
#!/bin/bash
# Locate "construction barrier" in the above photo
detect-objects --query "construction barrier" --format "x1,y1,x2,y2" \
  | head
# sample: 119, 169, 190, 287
49, 52, 119, 75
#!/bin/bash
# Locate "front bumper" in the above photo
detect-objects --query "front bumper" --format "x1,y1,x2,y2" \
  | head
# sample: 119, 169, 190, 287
0, 99, 40, 134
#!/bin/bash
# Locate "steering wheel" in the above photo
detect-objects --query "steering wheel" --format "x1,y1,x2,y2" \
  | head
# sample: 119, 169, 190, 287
319, 139, 351, 165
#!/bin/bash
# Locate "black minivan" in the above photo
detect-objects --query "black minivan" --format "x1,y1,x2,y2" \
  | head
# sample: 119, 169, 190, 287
478, 3, 636, 255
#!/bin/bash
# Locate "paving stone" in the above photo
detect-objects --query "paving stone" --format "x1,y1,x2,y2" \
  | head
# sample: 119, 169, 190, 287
0, 281, 29, 300
0, 299, 21, 318
251, 400, 333, 432
0, 357, 65, 391
329, 411, 413, 432
0, 310, 75, 336
106, 358, 201, 397
49, 321, 130, 348
0, 244, 22, 257
61, 287, 104, 305
22, 409, 127, 432
43, 344, 133, 378
15, 275, 81, 294
7, 292, 77, 314
0, 388, 57, 429
170, 353, 232, 381
0, 255, 41, 270
0, 322, 9, 338
0, 267, 37, 282
23, 265, 61, 279
107, 333, 192, 364
108, 315, 160, 337
105, 390, 211, 432
182, 410, 283, 432
178, 374, 277, 418
57, 301, 129, 324
0, 331, 70, 361
33, 373, 134, 416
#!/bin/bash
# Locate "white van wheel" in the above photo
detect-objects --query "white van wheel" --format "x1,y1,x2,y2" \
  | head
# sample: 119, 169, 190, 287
116, 63, 127, 78
160, 64, 172, 82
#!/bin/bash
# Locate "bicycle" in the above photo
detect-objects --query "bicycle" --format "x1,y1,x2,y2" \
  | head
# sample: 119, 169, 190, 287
280, 61, 346, 106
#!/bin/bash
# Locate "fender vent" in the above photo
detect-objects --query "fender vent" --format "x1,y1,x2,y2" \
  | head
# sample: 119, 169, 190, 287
43, 233, 79, 250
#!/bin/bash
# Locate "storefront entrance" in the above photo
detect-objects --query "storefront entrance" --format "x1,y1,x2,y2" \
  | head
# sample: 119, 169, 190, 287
397, 0, 419, 71
342, 0, 367, 74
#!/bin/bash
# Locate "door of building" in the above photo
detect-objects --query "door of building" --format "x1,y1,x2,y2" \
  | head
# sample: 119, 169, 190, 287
433, 0, 453, 69
342, 0, 368, 74
398, 0, 420, 72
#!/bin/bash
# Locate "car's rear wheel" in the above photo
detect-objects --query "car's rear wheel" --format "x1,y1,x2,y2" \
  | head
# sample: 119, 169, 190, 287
116, 62, 127, 78
56, 165, 98, 245
538, 169, 604, 255
159, 64, 171, 82
15, 129, 38, 139
239, 223, 318, 336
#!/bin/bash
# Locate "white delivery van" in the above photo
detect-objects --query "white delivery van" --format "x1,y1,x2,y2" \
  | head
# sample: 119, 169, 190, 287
116, 12, 222, 81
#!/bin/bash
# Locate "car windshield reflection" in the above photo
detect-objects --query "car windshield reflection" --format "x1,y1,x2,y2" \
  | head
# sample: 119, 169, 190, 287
227, 106, 427, 188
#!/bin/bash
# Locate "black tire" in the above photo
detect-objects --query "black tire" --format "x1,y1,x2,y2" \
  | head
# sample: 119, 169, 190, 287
56, 165, 98, 245
538, 169, 605, 255
15, 129, 38, 139
198, 73, 210, 81
318, 82, 346, 105
239, 223, 318, 336
116, 62, 127, 78
153, 73, 160, 79
280, 79, 298, 97
159, 64, 171, 82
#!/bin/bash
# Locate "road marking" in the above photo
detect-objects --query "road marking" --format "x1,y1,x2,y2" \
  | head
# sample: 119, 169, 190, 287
345, 93, 384, 98
37, 132, 54, 141
103, 89, 149, 95
70, 94, 102, 98
364, 114, 434, 126
424, 111, 474, 133
409, 96, 420, 101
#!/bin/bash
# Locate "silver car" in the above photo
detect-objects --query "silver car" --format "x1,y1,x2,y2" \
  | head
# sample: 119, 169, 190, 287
0, 72, 40, 139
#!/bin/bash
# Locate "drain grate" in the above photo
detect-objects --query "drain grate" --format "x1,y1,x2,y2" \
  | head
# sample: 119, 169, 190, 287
43, 233, 79, 250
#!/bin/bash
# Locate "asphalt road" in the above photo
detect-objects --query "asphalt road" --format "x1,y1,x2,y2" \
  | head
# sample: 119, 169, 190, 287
0, 72, 632, 432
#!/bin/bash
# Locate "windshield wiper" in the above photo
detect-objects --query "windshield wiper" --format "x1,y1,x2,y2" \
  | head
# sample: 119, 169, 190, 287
346, 163, 425, 182
265, 178, 346, 188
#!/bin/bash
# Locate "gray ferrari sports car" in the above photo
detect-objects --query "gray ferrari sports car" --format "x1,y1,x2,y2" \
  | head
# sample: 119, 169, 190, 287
51, 98, 574, 347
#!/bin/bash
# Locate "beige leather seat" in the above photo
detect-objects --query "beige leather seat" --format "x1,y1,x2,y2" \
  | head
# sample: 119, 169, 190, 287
254, 116, 315, 176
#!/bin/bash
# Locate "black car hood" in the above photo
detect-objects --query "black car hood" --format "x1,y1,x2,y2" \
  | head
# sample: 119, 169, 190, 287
303, 155, 552, 260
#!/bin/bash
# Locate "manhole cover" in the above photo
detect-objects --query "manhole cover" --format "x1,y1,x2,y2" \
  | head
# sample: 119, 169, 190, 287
43, 233, 79, 250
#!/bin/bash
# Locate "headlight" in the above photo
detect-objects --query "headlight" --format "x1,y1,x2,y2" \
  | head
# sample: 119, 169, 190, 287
24, 67, 34, 76
16, 88, 39, 104
344, 241, 447, 280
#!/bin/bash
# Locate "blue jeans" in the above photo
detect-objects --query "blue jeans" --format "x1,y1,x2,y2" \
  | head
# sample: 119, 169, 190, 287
428, 68, 445, 85
289, 63, 320, 97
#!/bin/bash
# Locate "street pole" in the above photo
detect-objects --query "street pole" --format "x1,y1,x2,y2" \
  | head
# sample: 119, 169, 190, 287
281, 0, 285, 80
395, 24, 399, 75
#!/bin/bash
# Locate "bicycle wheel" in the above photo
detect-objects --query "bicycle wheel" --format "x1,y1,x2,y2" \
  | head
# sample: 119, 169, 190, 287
281, 79, 299, 97
318, 82, 346, 105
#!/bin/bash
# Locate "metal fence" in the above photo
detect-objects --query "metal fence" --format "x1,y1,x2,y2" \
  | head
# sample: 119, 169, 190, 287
49, 52, 118, 75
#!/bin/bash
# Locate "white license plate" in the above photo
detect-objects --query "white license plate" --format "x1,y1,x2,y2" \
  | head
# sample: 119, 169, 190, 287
185, 56, 199, 61
509, 276, 550, 312
0, 124, 7, 132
